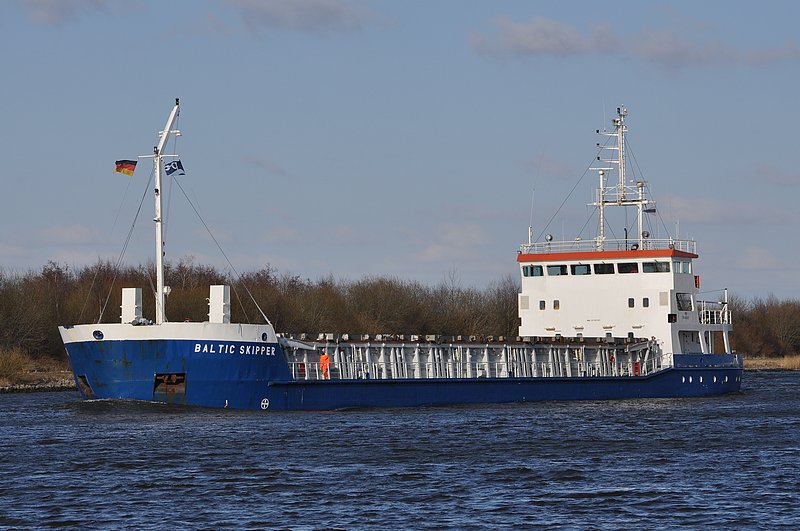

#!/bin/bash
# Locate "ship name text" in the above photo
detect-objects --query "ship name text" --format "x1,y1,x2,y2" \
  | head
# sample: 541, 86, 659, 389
194, 343, 276, 355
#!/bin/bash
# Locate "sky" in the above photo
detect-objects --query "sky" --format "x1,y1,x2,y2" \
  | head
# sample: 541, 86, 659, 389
1, 0, 799, 300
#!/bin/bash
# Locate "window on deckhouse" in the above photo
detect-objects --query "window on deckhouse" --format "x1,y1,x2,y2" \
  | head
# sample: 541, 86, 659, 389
571, 264, 591, 275
618, 262, 639, 274
547, 265, 568, 276
676, 293, 693, 311
643, 262, 670, 273
593, 263, 614, 275
673, 260, 692, 274
522, 265, 544, 277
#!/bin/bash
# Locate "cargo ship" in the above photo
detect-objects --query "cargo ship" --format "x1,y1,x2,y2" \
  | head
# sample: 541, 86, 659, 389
59, 101, 742, 410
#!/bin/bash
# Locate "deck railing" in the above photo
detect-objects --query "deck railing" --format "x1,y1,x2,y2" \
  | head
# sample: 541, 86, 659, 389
519, 238, 696, 255
288, 354, 673, 382
697, 300, 732, 325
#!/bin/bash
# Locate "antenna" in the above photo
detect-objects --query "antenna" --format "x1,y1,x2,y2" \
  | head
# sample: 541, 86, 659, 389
528, 187, 535, 245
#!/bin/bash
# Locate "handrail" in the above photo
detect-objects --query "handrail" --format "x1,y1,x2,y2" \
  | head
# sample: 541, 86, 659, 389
288, 354, 678, 381
519, 238, 696, 255
697, 300, 732, 325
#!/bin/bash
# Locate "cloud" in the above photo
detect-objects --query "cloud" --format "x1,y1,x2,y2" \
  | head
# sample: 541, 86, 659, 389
661, 195, 799, 225
243, 155, 290, 178
631, 30, 737, 69
227, 0, 366, 34
745, 43, 800, 65
471, 16, 617, 57
471, 15, 800, 70
32, 224, 108, 246
23, 0, 107, 25
414, 222, 491, 262
736, 246, 781, 270
755, 164, 800, 187
261, 227, 302, 244
529, 153, 573, 180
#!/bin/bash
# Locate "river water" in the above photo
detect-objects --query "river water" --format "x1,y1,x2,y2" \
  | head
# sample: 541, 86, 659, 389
1, 371, 798, 529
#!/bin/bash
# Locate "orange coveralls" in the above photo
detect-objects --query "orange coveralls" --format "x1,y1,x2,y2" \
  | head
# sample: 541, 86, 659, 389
320, 353, 331, 380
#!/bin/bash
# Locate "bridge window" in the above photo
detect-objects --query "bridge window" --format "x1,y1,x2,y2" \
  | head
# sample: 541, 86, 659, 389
673, 260, 692, 274
676, 293, 693, 311
571, 264, 591, 275
547, 265, 568, 276
522, 265, 544, 277
617, 262, 639, 274
643, 262, 670, 273
593, 263, 614, 275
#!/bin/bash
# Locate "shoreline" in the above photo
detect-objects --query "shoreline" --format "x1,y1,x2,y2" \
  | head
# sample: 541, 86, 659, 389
1, 360, 796, 394
0, 373, 76, 394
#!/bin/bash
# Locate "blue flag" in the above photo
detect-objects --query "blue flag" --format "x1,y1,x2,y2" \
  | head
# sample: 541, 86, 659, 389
164, 160, 185, 176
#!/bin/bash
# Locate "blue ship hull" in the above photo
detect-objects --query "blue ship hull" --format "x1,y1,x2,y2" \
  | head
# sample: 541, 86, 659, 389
63, 338, 743, 411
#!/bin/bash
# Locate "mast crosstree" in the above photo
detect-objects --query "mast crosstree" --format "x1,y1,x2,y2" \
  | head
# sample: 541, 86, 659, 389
592, 105, 654, 251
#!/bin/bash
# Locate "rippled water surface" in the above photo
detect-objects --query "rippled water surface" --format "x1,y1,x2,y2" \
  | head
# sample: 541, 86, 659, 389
1, 372, 799, 529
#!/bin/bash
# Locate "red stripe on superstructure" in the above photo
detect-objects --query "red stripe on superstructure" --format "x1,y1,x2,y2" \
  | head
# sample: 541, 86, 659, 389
517, 249, 698, 263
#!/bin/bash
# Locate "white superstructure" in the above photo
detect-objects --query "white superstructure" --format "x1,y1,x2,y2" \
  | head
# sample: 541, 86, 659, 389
517, 106, 732, 358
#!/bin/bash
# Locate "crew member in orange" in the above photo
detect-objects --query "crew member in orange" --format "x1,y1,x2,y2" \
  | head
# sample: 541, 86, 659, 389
320, 350, 331, 380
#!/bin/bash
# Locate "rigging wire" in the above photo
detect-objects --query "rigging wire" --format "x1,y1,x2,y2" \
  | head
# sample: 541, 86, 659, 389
97, 167, 155, 323
626, 138, 673, 238
535, 151, 603, 243
78, 172, 136, 323
163, 112, 181, 244
172, 177, 273, 326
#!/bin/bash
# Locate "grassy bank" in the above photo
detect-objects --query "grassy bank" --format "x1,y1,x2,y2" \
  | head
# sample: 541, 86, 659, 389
0, 348, 74, 392
744, 355, 800, 371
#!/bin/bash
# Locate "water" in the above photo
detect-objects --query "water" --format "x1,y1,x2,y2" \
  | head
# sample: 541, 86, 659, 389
1, 372, 798, 530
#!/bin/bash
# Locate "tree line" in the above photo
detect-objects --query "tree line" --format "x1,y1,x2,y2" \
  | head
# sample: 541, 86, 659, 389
0, 258, 519, 359
0, 258, 797, 360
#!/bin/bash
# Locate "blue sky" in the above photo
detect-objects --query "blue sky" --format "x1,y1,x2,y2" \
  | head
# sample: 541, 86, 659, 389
1, 0, 799, 299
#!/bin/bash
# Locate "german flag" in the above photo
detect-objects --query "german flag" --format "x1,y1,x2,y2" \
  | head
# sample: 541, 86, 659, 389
114, 160, 137, 176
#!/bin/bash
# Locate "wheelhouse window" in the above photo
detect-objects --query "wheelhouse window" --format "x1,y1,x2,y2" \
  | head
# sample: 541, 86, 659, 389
570, 264, 591, 275
673, 260, 692, 274
593, 263, 614, 275
522, 265, 544, 277
643, 262, 670, 273
676, 293, 693, 311
547, 265, 568, 276
617, 262, 639, 274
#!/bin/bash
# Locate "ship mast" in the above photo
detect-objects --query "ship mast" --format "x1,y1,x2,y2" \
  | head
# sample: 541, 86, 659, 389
153, 98, 181, 324
592, 105, 653, 251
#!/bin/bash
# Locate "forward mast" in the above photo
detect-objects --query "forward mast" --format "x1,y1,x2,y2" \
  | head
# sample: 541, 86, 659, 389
153, 98, 181, 324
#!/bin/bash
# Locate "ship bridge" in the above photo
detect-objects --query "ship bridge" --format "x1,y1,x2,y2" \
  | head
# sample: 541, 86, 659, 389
518, 106, 732, 358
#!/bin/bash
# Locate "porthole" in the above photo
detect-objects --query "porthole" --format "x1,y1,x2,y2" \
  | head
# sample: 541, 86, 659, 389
681, 376, 686, 383
713, 376, 717, 383
261, 332, 268, 342
689, 376, 693, 383
724, 376, 729, 383
699, 376, 703, 383
92, 330, 104, 340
